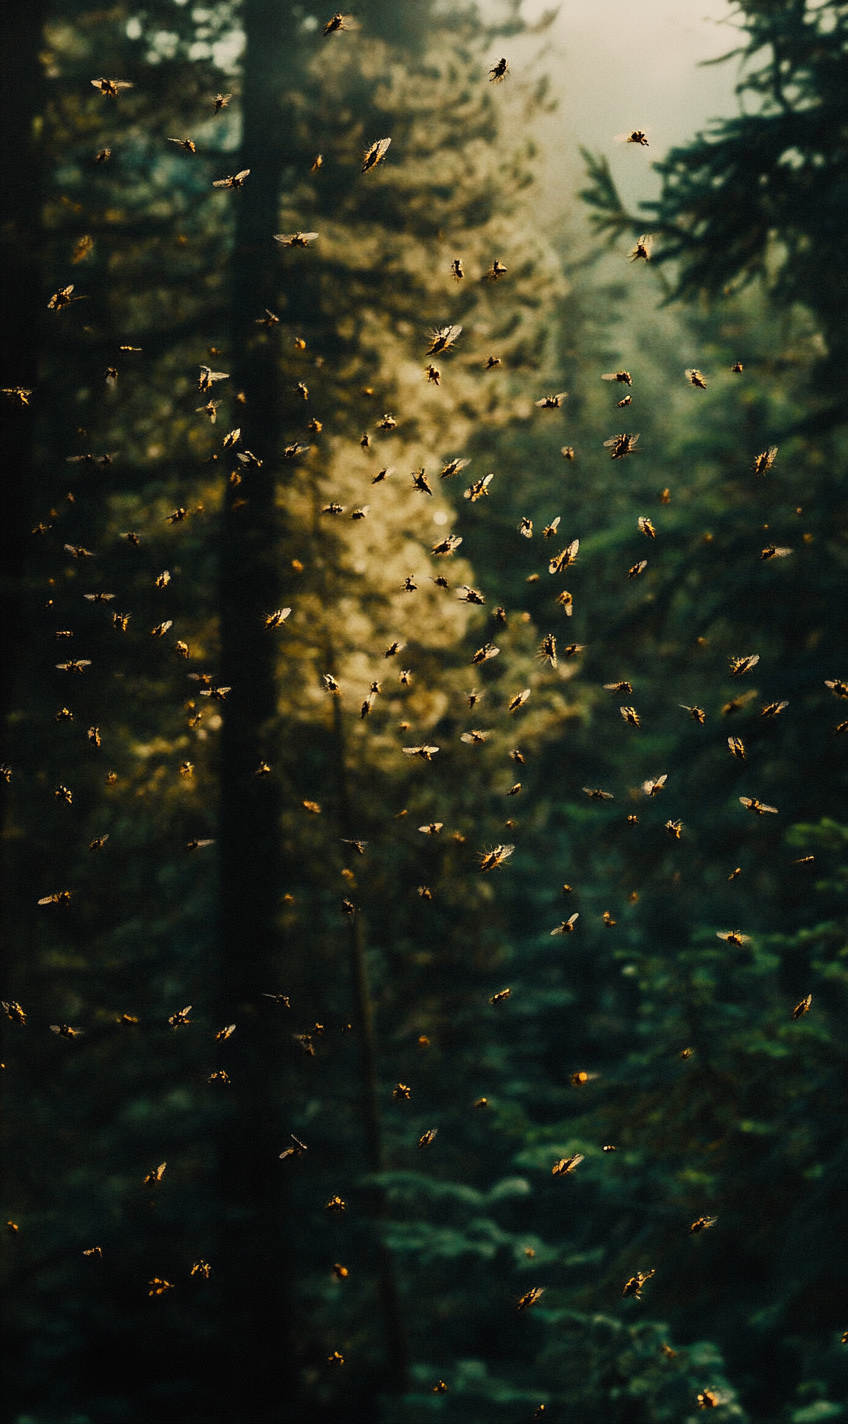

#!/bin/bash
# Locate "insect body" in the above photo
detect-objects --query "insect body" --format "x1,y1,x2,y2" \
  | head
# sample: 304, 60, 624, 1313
362, 138, 391, 174
213, 170, 250, 189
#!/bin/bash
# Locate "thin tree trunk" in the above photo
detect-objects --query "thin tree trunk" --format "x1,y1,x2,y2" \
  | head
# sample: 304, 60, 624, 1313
215, 1, 303, 1415
0, 0, 46, 781
330, 684, 411, 1396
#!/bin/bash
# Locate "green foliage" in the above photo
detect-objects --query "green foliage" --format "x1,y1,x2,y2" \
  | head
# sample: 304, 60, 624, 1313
580, 0, 848, 420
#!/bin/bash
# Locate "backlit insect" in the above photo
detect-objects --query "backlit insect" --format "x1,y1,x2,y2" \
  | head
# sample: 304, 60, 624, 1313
362, 137, 391, 173
451, 258, 464, 281
2, 1001, 26, 1025
622, 1270, 655, 1299
627, 561, 647, 579
752, 446, 778, 476
549, 539, 579, 573
403, 745, 439, 761
730, 654, 759, 677
551, 914, 579, 936
717, 930, 749, 947
485, 260, 507, 280
604, 432, 640, 459
489, 57, 509, 82
535, 392, 567, 409
323, 12, 356, 34
48, 285, 86, 312
620, 706, 640, 726
279, 1135, 308, 1160
198, 365, 229, 393
552, 1154, 583, 1175
629, 235, 652, 262
168, 137, 196, 154
274, 232, 319, 247
761, 545, 792, 560
615, 129, 649, 146
690, 1216, 718, 1233
479, 844, 514, 872
213, 170, 250, 189
666, 820, 683, 838
264, 609, 291, 629
91, 78, 133, 96
51, 1023, 83, 1038
538, 634, 557, 667
739, 797, 777, 816
603, 370, 631, 386
722, 692, 756, 717
638, 516, 656, 538
465, 473, 493, 501
792, 993, 812, 1019
728, 736, 746, 760
38, 889, 72, 906
681, 704, 706, 723
685, 368, 707, 389
428, 325, 462, 356
472, 642, 499, 665
144, 1162, 167, 1187
418, 1129, 438, 1148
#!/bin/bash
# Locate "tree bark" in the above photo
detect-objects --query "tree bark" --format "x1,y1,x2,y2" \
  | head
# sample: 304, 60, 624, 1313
331, 690, 411, 1396
215, 1, 304, 1416
0, 1, 46, 778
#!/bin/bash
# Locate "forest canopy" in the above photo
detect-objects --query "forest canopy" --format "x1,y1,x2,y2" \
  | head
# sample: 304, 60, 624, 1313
0, 1, 845, 1423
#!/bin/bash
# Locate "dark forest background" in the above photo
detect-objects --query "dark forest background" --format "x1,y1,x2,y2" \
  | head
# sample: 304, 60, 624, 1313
0, 1, 846, 1421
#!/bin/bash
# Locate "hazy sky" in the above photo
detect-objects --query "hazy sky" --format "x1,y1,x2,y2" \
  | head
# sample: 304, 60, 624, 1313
505, 0, 743, 218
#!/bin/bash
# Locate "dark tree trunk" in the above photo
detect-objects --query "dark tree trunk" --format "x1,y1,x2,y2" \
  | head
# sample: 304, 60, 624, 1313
331, 691, 411, 1396
215, 2, 304, 1416
215, 1, 433, 1410
0, 1, 46, 778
